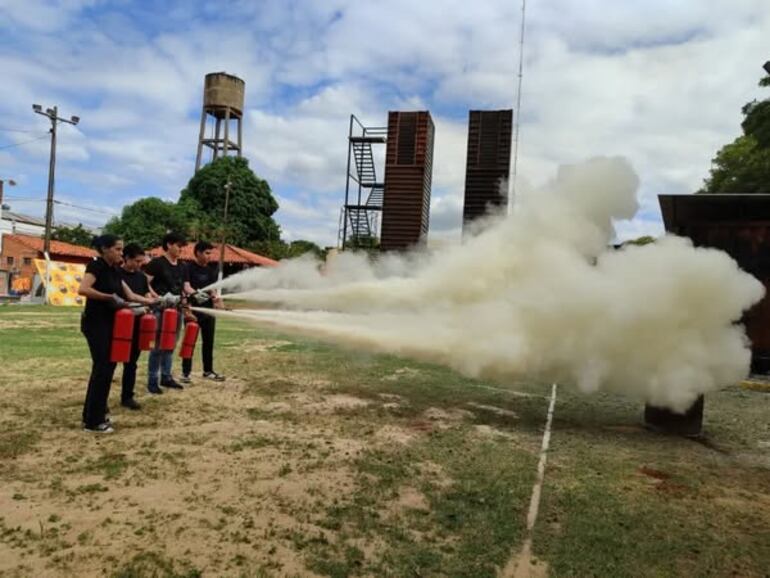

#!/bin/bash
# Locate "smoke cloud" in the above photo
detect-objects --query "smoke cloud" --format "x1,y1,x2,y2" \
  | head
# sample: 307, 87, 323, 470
208, 157, 764, 412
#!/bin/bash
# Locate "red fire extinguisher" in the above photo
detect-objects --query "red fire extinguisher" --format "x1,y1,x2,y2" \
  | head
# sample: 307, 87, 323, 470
179, 321, 199, 359
138, 313, 157, 351
110, 308, 135, 363
159, 308, 179, 351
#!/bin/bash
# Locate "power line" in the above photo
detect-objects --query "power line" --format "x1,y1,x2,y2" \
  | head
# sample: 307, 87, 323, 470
0, 127, 40, 133
53, 199, 115, 215
0, 134, 49, 150
3, 197, 114, 216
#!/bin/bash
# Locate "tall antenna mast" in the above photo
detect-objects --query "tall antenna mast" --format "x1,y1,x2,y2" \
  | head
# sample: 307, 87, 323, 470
510, 0, 527, 207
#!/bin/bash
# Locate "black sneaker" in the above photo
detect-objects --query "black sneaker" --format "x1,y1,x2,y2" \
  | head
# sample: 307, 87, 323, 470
202, 371, 226, 382
84, 422, 114, 434
179, 374, 192, 385
161, 378, 184, 390
121, 398, 142, 410
147, 385, 163, 395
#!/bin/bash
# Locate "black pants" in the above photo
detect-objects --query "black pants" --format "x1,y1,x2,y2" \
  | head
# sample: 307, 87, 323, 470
121, 326, 142, 402
82, 316, 117, 427
182, 313, 216, 376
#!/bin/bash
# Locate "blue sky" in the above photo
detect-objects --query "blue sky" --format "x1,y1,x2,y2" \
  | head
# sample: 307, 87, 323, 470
1, 0, 769, 246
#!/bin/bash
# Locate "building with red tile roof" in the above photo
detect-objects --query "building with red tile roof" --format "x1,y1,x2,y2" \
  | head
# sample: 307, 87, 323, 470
0, 233, 97, 295
148, 243, 278, 268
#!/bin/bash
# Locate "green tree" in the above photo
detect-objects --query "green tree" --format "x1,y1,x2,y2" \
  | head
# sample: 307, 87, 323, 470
286, 240, 325, 259
179, 157, 281, 247
50, 223, 93, 247
249, 239, 288, 261
700, 70, 770, 194
623, 235, 656, 246
104, 197, 188, 248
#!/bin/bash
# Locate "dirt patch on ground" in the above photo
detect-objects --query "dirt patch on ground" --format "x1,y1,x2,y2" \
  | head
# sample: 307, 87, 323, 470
381, 367, 421, 381
501, 539, 549, 578
0, 371, 364, 577
240, 339, 294, 352
287, 392, 371, 414
474, 424, 515, 439
422, 406, 473, 426
638, 466, 671, 481
374, 425, 417, 445
393, 486, 430, 512
468, 402, 518, 418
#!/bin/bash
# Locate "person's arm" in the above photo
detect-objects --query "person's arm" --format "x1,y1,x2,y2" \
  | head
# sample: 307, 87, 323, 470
78, 272, 114, 301
144, 258, 157, 287
183, 281, 195, 296
121, 281, 157, 306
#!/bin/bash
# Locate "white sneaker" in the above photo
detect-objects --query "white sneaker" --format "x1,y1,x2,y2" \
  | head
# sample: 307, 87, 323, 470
84, 422, 114, 434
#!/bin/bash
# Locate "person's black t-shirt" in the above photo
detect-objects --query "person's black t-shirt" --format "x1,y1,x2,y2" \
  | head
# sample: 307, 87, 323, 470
84, 257, 124, 321
119, 268, 150, 296
186, 262, 218, 309
145, 256, 185, 296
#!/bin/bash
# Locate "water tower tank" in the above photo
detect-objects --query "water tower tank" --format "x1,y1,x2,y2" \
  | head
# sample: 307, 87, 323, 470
195, 72, 246, 171
203, 72, 245, 117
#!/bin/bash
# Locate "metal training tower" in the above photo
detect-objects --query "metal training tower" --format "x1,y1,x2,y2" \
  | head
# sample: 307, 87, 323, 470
338, 115, 387, 249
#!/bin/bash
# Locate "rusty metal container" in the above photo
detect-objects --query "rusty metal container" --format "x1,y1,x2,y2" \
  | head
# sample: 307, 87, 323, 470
463, 110, 512, 230
380, 111, 435, 251
644, 396, 704, 437
658, 194, 770, 373
203, 72, 245, 117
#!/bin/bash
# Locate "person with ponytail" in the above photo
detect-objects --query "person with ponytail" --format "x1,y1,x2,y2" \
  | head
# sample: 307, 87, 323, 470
77, 235, 157, 433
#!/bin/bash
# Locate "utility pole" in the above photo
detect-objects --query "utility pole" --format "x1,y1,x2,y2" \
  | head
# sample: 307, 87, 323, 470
217, 176, 232, 293
0, 178, 17, 255
0, 178, 16, 210
33, 104, 80, 255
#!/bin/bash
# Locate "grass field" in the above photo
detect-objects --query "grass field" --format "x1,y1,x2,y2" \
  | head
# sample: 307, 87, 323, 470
0, 305, 768, 578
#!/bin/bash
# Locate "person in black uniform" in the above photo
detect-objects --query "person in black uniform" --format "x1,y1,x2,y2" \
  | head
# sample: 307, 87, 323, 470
118, 243, 157, 410
182, 241, 225, 383
77, 235, 156, 433
144, 232, 188, 394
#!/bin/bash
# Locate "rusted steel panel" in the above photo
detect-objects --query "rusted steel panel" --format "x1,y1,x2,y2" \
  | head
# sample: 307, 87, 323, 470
381, 111, 435, 251
463, 110, 513, 229
658, 194, 770, 372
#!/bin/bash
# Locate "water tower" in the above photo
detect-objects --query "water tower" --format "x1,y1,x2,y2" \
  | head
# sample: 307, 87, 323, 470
195, 72, 245, 171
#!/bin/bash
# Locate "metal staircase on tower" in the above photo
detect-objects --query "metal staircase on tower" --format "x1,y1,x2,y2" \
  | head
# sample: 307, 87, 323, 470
338, 114, 387, 249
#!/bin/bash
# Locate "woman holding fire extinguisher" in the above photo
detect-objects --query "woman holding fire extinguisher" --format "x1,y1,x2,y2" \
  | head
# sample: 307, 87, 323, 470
77, 235, 157, 434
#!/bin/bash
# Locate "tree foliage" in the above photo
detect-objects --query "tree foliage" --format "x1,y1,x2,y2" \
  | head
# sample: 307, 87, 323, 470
103, 197, 188, 248
179, 157, 281, 247
248, 239, 326, 261
50, 223, 93, 247
623, 235, 656, 247
700, 71, 770, 194
104, 158, 319, 260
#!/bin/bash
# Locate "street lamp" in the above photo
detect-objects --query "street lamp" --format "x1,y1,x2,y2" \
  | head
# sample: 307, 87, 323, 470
32, 104, 80, 256
763, 61, 770, 75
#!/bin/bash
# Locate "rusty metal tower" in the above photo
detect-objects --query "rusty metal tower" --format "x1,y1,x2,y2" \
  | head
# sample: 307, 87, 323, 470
195, 72, 245, 172
380, 111, 435, 251
462, 109, 513, 231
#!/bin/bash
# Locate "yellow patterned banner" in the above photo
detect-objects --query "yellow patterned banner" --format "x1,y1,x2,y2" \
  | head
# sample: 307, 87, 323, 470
33, 259, 86, 306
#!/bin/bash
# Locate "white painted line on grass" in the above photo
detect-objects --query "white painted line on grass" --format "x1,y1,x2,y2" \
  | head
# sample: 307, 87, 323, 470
526, 382, 558, 531
501, 383, 558, 577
